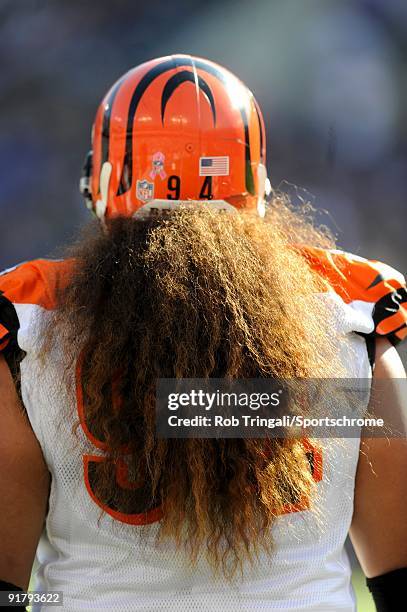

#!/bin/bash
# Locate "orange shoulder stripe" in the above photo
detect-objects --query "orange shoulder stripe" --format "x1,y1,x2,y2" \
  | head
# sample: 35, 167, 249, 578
299, 245, 407, 345
0, 259, 72, 310
299, 246, 405, 304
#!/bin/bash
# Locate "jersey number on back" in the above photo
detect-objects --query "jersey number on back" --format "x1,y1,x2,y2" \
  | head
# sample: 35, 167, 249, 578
76, 355, 322, 524
76, 354, 162, 525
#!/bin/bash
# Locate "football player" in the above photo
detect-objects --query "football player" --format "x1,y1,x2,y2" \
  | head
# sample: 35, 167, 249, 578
0, 55, 406, 611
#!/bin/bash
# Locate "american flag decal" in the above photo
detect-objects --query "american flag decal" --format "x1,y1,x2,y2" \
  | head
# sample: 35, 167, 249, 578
199, 156, 229, 176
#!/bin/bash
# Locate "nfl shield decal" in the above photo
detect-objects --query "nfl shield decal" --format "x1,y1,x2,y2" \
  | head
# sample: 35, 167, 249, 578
136, 179, 154, 202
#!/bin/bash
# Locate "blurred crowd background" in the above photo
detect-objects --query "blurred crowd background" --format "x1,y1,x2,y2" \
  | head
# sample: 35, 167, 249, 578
2, 0, 406, 369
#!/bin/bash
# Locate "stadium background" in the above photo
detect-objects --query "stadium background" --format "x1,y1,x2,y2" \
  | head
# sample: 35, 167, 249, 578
1, 1, 406, 610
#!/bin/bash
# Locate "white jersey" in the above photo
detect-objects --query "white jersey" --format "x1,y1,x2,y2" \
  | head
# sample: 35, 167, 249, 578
0, 250, 406, 612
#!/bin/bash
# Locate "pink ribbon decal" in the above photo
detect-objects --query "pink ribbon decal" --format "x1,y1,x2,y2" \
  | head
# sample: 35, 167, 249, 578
150, 152, 167, 180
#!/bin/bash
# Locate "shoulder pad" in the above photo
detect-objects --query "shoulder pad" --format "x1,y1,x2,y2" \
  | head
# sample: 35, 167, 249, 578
0, 259, 71, 351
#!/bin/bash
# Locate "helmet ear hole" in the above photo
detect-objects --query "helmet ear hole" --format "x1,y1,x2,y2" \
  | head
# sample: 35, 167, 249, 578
79, 150, 93, 210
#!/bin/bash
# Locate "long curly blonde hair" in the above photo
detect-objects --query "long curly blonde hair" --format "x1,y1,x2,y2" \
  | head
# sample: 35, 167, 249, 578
50, 198, 340, 579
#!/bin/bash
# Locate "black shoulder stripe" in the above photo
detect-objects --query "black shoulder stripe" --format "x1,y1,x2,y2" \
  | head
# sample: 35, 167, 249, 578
0, 291, 24, 394
0, 291, 19, 339
373, 287, 407, 328
367, 273, 386, 290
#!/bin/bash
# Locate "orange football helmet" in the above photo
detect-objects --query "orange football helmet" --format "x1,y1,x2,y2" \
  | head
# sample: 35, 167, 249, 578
80, 54, 269, 219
